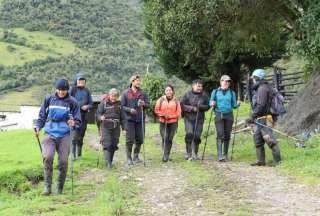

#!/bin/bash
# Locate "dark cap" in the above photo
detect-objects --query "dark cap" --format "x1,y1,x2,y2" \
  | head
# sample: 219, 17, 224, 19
55, 79, 70, 90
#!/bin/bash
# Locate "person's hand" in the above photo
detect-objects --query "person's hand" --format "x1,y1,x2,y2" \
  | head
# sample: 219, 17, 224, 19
210, 101, 216, 108
34, 128, 40, 137
192, 106, 198, 112
138, 99, 145, 107
67, 119, 75, 127
237, 100, 241, 106
81, 105, 89, 111
130, 108, 137, 115
100, 115, 106, 121
164, 114, 170, 119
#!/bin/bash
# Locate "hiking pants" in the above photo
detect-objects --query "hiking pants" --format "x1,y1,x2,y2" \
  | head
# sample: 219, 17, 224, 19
253, 119, 281, 163
215, 112, 233, 160
101, 122, 120, 152
72, 112, 87, 157
42, 134, 70, 185
184, 118, 204, 153
160, 122, 178, 157
125, 120, 144, 155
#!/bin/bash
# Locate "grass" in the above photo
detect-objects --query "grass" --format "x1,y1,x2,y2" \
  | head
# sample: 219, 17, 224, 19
0, 86, 43, 111
0, 28, 84, 66
0, 126, 140, 215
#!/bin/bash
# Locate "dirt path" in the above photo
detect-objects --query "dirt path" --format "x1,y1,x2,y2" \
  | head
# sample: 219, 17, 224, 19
86, 130, 320, 216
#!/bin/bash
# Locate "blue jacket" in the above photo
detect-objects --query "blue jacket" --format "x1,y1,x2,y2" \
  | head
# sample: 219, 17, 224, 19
36, 93, 81, 138
209, 88, 238, 113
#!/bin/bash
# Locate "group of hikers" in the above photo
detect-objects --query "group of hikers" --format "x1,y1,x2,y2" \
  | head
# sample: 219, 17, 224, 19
34, 69, 282, 195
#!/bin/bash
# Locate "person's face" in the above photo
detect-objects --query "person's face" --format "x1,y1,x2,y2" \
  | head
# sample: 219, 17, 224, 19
132, 78, 141, 88
56, 89, 68, 98
165, 87, 173, 99
77, 79, 86, 87
192, 83, 203, 93
109, 94, 118, 103
220, 79, 231, 89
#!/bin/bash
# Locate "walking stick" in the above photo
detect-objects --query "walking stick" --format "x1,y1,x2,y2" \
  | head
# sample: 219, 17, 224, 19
230, 106, 240, 161
201, 110, 213, 161
191, 103, 200, 160
68, 114, 75, 196
97, 119, 103, 168
32, 119, 43, 155
141, 107, 146, 167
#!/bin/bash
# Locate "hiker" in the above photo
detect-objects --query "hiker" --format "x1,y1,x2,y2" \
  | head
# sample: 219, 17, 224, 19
96, 89, 125, 169
209, 75, 240, 162
69, 73, 93, 159
154, 85, 181, 162
181, 79, 209, 160
34, 79, 81, 195
121, 74, 150, 165
246, 69, 281, 166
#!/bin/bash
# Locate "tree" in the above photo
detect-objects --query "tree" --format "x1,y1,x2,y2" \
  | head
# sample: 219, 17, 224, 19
143, 0, 287, 89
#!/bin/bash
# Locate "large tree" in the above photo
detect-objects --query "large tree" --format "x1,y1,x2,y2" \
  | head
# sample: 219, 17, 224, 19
143, 0, 287, 88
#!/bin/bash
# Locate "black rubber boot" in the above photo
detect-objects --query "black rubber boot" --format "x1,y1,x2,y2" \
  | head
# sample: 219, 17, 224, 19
217, 139, 224, 161
56, 170, 67, 195
250, 146, 266, 166
193, 144, 200, 160
72, 141, 77, 161
126, 144, 133, 166
185, 142, 191, 160
223, 140, 230, 161
42, 171, 52, 196
104, 150, 113, 169
77, 140, 83, 158
133, 145, 142, 163
271, 144, 281, 166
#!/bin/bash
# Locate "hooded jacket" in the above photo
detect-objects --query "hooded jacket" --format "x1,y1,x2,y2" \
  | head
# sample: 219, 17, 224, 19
69, 73, 93, 112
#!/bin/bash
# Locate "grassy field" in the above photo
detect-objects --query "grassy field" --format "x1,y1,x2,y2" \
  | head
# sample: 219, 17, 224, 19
0, 86, 44, 112
0, 28, 84, 66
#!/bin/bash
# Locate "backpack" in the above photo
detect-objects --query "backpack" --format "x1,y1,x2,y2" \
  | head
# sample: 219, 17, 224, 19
269, 87, 286, 117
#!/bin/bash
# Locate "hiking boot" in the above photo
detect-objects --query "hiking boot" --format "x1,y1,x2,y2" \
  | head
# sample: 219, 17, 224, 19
250, 161, 266, 166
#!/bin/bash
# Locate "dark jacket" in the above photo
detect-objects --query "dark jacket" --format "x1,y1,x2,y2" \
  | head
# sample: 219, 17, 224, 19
251, 81, 272, 119
121, 88, 150, 122
36, 93, 81, 138
181, 90, 209, 121
69, 74, 93, 113
97, 100, 125, 129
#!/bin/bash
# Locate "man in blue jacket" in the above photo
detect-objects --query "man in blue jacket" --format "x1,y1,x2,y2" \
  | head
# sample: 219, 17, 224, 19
121, 75, 150, 165
34, 79, 81, 196
69, 73, 93, 159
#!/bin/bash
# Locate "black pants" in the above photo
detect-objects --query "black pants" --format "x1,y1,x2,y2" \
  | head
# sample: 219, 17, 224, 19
215, 112, 233, 160
160, 122, 178, 157
125, 120, 144, 155
101, 122, 120, 152
72, 113, 87, 157
184, 118, 204, 155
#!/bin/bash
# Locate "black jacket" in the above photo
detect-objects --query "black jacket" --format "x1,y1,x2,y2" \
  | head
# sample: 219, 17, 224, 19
251, 81, 272, 119
181, 90, 209, 121
97, 100, 125, 129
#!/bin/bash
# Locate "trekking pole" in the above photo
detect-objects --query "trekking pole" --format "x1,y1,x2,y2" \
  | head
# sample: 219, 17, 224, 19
96, 119, 103, 168
191, 102, 200, 160
68, 114, 75, 196
201, 110, 213, 161
141, 107, 146, 167
230, 106, 240, 161
254, 121, 305, 145
32, 119, 43, 155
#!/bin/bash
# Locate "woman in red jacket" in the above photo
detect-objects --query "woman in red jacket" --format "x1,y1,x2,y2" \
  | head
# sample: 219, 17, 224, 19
154, 85, 181, 162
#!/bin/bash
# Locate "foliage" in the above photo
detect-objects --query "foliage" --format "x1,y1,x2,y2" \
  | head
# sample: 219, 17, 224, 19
0, 0, 162, 93
143, 0, 287, 88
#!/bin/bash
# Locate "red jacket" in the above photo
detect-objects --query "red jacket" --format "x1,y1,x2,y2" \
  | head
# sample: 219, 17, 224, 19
154, 96, 181, 123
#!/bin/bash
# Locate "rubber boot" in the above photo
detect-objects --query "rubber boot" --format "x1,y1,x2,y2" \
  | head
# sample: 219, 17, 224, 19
251, 146, 266, 166
133, 144, 142, 163
56, 170, 67, 195
42, 171, 52, 196
162, 141, 171, 162
217, 139, 224, 161
77, 140, 83, 158
271, 144, 281, 166
194, 144, 200, 160
185, 142, 191, 160
223, 140, 230, 161
104, 150, 113, 169
126, 144, 133, 166
72, 141, 77, 161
